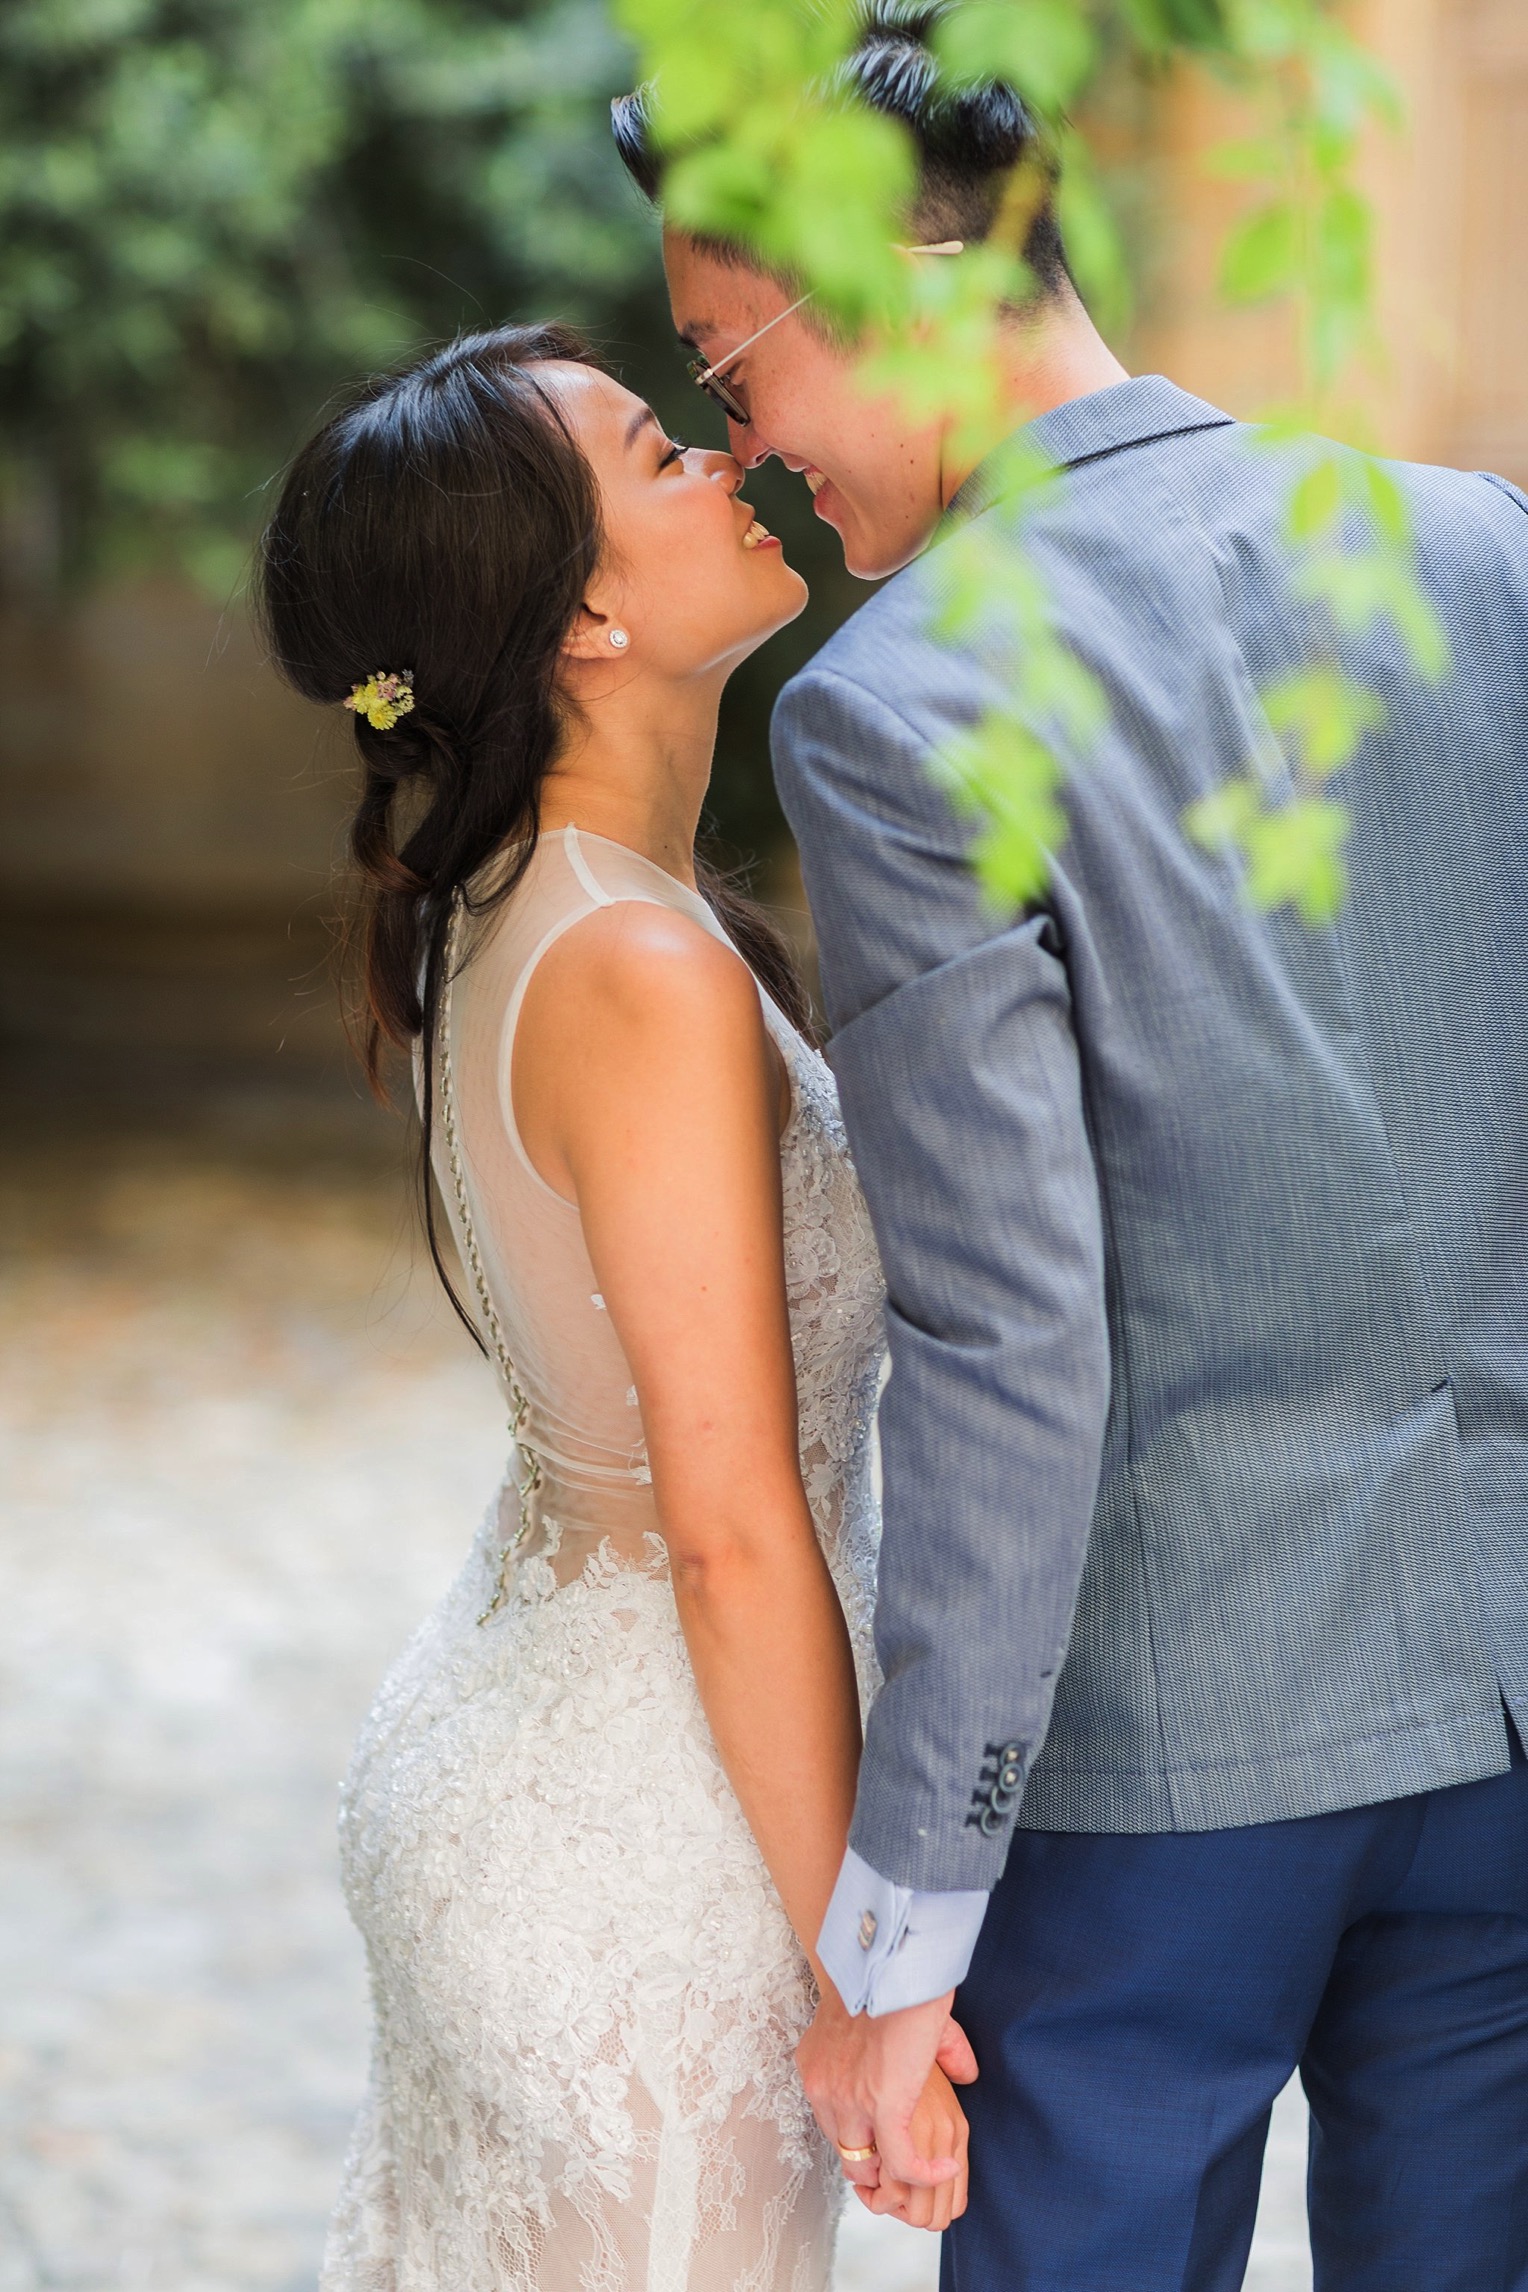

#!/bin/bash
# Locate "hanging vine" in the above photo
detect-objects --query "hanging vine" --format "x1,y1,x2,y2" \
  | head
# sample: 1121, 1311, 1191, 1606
613, 0, 1441, 924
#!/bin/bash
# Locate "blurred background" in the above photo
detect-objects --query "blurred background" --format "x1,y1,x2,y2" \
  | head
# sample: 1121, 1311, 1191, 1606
1, 2, 1524, 2286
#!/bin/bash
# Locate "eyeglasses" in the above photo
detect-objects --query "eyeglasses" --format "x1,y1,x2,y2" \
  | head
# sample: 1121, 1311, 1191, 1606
686, 293, 814, 426
685, 243, 964, 427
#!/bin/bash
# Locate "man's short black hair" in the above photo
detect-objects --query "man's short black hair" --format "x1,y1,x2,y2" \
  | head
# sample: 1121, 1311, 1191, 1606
611, 3, 1072, 298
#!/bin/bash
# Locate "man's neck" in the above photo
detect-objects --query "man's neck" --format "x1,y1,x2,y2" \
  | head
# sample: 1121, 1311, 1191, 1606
939, 288, 1132, 512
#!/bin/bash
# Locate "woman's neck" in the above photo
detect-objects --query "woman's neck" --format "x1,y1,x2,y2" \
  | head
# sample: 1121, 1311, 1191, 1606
539, 673, 721, 888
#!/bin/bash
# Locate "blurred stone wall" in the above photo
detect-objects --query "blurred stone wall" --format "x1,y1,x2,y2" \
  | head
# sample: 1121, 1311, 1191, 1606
0, 583, 353, 1104
1132, 0, 1528, 483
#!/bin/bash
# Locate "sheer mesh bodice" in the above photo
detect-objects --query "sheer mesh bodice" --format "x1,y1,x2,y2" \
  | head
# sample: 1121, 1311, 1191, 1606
438, 827, 695, 1595
322, 827, 886, 2292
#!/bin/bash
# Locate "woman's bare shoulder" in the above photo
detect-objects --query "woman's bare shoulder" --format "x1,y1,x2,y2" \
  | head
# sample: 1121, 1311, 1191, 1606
512, 900, 783, 1196
516, 898, 776, 1114
529, 898, 763, 1041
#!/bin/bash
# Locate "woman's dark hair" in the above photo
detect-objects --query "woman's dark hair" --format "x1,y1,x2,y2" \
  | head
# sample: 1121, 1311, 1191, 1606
612, 4, 1071, 296
256, 323, 813, 1337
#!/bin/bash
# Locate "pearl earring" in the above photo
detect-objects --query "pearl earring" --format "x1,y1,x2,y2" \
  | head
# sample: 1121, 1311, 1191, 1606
607, 627, 630, 651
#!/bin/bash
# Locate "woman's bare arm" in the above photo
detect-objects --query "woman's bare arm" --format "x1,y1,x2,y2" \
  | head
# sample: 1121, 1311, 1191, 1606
513, 901, 861, 1990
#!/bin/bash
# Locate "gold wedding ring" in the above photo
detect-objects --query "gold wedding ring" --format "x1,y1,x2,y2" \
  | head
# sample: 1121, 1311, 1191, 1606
836, 2142, 878, 2163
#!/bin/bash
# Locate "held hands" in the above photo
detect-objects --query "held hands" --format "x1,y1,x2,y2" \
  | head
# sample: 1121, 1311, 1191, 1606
859, 2060, 970, 2231
795, 1989, 978, 2233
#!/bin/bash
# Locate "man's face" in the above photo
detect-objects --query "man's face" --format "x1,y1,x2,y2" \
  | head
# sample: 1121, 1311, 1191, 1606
663, 232, 947, 582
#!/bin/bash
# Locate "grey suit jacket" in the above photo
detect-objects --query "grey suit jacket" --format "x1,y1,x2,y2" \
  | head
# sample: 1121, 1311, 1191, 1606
772, 375, 1528, 1892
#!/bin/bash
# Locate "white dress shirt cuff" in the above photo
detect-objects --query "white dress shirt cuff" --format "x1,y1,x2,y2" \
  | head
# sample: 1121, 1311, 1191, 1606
817, 1846, 989, 2017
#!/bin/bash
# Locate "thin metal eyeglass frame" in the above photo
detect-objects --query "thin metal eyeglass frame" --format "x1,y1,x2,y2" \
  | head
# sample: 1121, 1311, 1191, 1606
686, 293, 814, 426
684, 243, 963, 427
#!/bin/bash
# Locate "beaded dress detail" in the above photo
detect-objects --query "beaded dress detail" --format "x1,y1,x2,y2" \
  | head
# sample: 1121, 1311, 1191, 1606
322, 828, 886, 2292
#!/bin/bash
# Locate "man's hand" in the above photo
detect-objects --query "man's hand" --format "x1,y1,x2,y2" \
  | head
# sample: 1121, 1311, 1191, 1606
796, 1989, 978, 2229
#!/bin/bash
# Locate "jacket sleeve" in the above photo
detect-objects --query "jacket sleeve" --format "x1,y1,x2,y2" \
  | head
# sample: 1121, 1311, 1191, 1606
773, 661, 1111, 1891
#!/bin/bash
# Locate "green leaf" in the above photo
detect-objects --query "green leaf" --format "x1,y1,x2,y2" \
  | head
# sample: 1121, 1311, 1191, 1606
1244, 796, 1350, 922
663, 140, 774, 242
1293, 550, 1451, 684
931, 709, 1069, 909
1219, 200, 1300, 302
1186, 780, 1350, 924
1205, 134, 1288, 182
1309, 296, 1366, 389
932, 0, 1098, 118
1286, 455, 1342, 541
646, 45, 746, 142
1389, 582, 1452, 686
1360, 459, 1411, 548
1116, 0, 1230, 55
763, 103, 913, 318
1314, 183, 1370, 305
1056, 158, 1130, 332
1309, 25, 1404, 137
1262, 667, 1386, 779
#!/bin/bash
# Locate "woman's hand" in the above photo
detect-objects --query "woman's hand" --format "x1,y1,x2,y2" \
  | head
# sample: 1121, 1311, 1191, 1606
853, 2063, 969, 2232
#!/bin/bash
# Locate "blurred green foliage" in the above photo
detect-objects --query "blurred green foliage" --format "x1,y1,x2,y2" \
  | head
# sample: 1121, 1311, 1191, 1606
0, 0, 651, 590
0, 0, 874, 857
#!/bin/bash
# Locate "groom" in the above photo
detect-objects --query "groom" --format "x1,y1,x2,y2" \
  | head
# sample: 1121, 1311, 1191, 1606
615, 13, 1528, 2285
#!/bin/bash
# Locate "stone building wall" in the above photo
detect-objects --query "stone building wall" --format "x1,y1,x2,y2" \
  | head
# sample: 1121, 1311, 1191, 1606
1133, 0, 1528, 483
0, 585, 353, 1098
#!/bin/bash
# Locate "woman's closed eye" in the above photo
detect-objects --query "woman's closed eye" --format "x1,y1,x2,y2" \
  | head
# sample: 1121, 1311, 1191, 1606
658, 436, 689, 472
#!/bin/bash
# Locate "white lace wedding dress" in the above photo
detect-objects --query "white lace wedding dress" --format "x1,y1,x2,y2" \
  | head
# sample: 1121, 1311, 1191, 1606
322, 826, 885, 2292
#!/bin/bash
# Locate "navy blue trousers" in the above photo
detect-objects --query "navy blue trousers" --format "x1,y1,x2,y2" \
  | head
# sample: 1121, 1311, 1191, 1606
943, 1725, 1528, 2291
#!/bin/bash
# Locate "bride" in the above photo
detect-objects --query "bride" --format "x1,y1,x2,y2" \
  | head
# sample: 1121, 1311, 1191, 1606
257, 323, 969, 2289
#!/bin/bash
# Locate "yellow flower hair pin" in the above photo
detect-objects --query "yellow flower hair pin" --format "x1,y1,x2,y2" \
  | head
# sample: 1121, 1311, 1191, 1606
344, 670, 415, 731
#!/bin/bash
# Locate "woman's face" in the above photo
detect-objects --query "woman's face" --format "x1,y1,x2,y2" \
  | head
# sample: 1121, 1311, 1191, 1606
538, 362, 808, 678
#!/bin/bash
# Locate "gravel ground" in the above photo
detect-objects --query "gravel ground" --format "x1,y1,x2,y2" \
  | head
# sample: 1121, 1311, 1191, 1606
0, 1126, 1311, 2291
